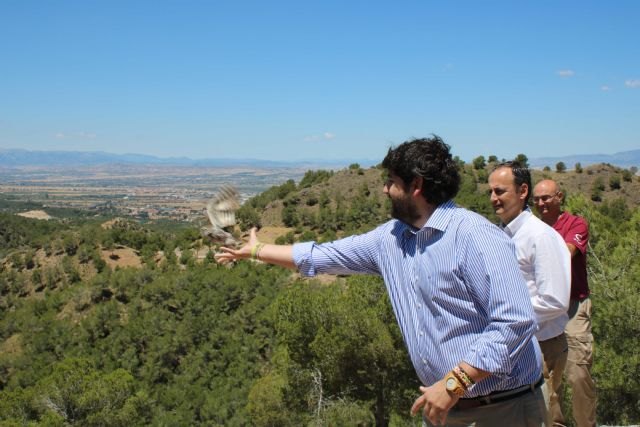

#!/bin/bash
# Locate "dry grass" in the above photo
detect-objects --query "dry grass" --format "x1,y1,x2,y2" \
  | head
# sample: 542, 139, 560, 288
101, 247, 143, 269
0, 334, 22, 356
16, 210, 52, 220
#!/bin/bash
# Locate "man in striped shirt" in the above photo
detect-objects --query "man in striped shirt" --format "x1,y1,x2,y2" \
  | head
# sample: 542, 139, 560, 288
217, 137, 547, 426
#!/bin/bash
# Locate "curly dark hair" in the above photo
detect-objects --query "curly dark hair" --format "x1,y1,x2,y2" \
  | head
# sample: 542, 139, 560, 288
492, 160, 532, 206
381, 136, 460, 206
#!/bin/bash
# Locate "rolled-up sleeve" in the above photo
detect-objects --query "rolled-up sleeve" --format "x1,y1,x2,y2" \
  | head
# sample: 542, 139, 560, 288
292, 241, 317, 276
460, 224, 538, 375
292, 229, 383, 277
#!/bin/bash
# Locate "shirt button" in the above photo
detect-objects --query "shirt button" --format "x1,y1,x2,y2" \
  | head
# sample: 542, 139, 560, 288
419, 331, 424, 336
422, 359, 427, 365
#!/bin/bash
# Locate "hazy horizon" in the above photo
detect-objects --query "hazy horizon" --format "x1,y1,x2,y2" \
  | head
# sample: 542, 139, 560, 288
2, 145, 639, 168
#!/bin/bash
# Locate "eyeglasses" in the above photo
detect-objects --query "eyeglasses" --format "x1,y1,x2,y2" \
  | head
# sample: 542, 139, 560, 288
533, 192, 559, 203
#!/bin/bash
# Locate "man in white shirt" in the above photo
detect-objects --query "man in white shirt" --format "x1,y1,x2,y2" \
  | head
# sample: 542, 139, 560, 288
489, 161, 571, 424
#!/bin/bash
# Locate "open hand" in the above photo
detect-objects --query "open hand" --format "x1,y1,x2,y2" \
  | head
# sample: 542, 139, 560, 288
215, 227, 259, 264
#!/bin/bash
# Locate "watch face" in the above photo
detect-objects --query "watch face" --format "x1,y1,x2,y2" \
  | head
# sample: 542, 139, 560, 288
446, 377, 457, 390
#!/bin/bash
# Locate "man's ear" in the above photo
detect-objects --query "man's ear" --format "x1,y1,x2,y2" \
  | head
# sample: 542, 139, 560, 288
411, 176, 423, 197
519, 183, 529, 201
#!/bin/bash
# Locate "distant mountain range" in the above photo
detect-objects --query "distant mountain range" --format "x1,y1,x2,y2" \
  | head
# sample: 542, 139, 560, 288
528, 149, 640, 169
0, 147, 638, 169
0, 148, 375, 169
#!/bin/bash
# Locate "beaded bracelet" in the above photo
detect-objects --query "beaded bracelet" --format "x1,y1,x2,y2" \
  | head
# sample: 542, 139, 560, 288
251, 243, 265, 260
451, 369, 469, 391
453, 366, 475, 389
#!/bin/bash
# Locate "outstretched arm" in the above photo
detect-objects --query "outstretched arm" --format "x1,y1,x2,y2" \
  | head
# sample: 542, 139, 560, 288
215, 227, 296, 270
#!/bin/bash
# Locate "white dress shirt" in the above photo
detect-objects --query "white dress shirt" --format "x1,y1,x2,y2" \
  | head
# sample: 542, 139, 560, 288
503, 209, 571, 341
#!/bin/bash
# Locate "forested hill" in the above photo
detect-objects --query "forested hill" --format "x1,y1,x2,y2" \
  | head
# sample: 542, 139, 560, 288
1, 160, 639, 426
235, 160, 640, 238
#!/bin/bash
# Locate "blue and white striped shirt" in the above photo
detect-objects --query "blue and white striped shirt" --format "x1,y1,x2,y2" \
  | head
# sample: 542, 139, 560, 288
292, 200, 543, 397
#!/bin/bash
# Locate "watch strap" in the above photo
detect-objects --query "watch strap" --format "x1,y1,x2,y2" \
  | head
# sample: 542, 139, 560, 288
445, 372, 466, 397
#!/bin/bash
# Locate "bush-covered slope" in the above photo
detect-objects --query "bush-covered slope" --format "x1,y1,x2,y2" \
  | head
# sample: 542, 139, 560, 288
1, 162, 639, 426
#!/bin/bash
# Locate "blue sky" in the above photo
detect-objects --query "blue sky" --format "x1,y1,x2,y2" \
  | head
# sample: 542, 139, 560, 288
1, 0, 639, 163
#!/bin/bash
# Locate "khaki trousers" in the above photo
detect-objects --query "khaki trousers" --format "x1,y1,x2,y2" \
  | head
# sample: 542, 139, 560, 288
558, 298, 597, 427
422, 386, 549, 427
539, 333, 568, 426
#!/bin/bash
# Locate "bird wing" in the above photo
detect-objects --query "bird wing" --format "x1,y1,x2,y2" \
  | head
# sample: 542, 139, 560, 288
206, 184, 240, 229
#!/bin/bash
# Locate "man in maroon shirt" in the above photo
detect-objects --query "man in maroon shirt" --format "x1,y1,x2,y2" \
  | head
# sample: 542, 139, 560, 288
533, 179, 596, 427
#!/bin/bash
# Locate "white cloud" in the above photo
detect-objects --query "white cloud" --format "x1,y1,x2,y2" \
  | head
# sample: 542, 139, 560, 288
601, 85, 611, 91
304, 132, 336, 142
557, 69, 575, 77
54, 131, 97, 140
625, 79, 640, 88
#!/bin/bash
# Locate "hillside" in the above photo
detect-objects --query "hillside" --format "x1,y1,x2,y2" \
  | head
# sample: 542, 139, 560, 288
247, 162, 639, 236
1, 161, 639, 425
2, 161, 638, 298
530, 163, 640, 205
2, 161, 638, 277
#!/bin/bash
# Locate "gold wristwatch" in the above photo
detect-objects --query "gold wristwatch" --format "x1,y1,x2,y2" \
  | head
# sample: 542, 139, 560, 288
445, 372, 466, 398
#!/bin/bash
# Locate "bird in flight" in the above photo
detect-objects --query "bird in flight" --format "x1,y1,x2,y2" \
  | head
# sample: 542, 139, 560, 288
202, 184, 241, 247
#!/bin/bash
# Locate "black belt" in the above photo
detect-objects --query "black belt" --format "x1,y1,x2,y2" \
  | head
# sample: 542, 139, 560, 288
453, 376, 544, 411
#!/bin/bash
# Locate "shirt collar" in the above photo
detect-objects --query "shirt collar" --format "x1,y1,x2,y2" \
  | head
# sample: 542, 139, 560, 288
502, 207, 532, 238
424, 199, 457, 232
555, 211, 567, 226
399, 199, 457, 237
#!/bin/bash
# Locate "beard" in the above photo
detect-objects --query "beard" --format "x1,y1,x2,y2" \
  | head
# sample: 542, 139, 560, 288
390, 194, 421, 225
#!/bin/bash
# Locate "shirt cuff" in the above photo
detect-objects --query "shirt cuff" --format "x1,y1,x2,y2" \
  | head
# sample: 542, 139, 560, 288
292, 241, 317, 276
464, 342, 511, 376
